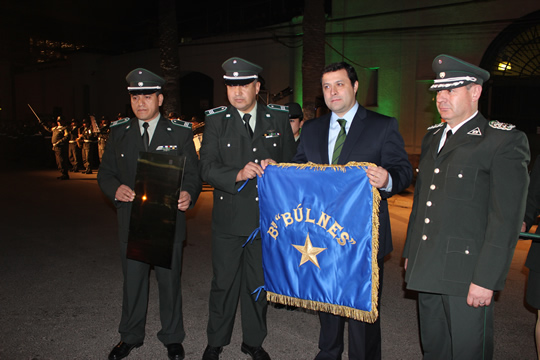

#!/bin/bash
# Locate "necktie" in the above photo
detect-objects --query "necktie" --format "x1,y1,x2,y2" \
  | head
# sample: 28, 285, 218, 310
331, 119, 347, 164
142, 122, 149, 151
438, 129, 452, 154
243, 113, 253, 138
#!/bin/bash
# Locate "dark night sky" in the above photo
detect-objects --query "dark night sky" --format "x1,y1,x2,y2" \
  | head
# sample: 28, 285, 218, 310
2, 0, 306, 61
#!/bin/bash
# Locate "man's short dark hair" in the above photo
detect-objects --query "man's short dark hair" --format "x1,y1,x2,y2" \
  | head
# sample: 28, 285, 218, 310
321, 62, 358, 87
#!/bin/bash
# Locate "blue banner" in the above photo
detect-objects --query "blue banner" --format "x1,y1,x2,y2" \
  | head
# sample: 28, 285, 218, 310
258, 162, 380, 322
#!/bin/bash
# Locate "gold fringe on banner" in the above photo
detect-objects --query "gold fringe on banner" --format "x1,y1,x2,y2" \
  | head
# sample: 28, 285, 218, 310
266, 162, 382, 323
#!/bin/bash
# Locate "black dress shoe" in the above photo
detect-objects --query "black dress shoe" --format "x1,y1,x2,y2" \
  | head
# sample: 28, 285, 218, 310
240, 343, 271, 360
108, 341, 143, 360
57, 174, 69, 180
202, 344, 223, 360
166, 343, 185, 360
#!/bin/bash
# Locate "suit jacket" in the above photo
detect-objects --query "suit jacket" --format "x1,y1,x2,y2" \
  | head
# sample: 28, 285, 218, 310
292, 104, 412, 258
524, 156, 540, 272
403, 113, 530, 296
199, 103, 297, 236
97, 115, 201, 244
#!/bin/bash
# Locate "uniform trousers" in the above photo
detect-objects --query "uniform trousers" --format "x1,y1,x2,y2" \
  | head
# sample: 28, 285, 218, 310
315, 261, 383, 360
82, 143, 92, 171
54, 146, 69, 175
207, 232, 267, 347
118, 241, 185, 345
68, 143, 80, 170
418, 292, 494, 360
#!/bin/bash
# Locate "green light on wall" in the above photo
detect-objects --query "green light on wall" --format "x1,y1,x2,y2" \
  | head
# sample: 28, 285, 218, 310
294, 56, 303, 106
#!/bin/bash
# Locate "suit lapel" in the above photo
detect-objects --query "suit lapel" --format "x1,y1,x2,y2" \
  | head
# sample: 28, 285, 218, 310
437, 115, 484, 159
319, 114, 331, 164
149, 116, 172, 151
430, 124, 446, 160
124, 118, 145, 153
232, 108, 250, 139
338, 106, 367, 164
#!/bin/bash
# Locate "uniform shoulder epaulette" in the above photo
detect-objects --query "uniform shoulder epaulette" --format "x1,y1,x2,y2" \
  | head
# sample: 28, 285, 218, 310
489, 120, 516, 131
110, 117, 130, 128
205, 106, 227, 116
427, 122, 445, 130
171, 119, 192, 129
267, 104, 288, 112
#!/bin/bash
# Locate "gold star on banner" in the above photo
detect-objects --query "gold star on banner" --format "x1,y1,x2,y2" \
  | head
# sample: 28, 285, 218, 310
292, 233, 327, 269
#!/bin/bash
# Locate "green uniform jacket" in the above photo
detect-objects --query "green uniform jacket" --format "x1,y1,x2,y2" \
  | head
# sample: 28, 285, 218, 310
403, 113, 530, 296
524, 156, 540, 272
200, 103, 297, 236
97, 115, 201, 244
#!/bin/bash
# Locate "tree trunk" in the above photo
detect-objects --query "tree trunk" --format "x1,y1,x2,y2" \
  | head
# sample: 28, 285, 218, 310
158, 0, 181, 117
302, 0, 326, 121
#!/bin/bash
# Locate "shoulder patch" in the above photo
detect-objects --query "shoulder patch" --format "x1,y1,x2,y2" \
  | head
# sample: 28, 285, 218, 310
427, 122, 445, 130
171, 119, 192, 129
205, 106, 227, 116
267, 104, 288, 112
489, 120, 516, 131
110, 117, 130, 128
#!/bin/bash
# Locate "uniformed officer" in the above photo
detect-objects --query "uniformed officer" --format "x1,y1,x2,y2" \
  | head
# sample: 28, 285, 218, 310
285, 102, 304, 143
403, 54, 530, 359
97, 117, 110, 163
199, 57, 297, 360
38, 115, 70, 179
80, 118, 97, 174
68, 119, 81, 172
98, 67, 201, 360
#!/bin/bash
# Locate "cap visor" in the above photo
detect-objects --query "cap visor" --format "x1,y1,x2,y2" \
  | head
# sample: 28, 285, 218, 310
224, 78, 256, 86
128, 89, 160, 95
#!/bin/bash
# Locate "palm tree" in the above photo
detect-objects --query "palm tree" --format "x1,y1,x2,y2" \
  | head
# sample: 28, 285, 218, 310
158, 0, 181, 117
302, 0, 326, 120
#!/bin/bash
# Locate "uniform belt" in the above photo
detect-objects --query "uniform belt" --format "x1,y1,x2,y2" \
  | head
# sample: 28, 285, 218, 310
69, 140, 77, 143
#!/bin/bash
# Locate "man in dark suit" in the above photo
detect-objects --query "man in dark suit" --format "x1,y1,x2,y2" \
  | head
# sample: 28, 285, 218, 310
98, 68, 201, 360
403, 55, 530, 359
199, 57, 297, 360
292, 61, 412, 360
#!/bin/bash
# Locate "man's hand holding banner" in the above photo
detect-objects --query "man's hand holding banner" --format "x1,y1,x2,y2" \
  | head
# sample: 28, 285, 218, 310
257, 162, 381, 323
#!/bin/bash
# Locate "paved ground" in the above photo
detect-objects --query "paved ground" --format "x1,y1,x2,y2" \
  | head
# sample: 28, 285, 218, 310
0, 167, 537, 359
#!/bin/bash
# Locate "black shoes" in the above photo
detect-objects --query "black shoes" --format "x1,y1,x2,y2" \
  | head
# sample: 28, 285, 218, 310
166, 343, 185, 360
108, 341, 142, 360
241, 343, 271, 360
202, 345, 223, 360
57, 174, 69, 180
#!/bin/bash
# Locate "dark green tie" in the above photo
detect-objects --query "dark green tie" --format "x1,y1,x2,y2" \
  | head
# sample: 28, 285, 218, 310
243, 113, 253, 138
331, 119, 347, 164
142, 122, 149, 151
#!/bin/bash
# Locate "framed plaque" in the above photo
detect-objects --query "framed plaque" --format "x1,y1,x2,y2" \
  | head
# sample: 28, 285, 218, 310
127, 151, 186, 269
